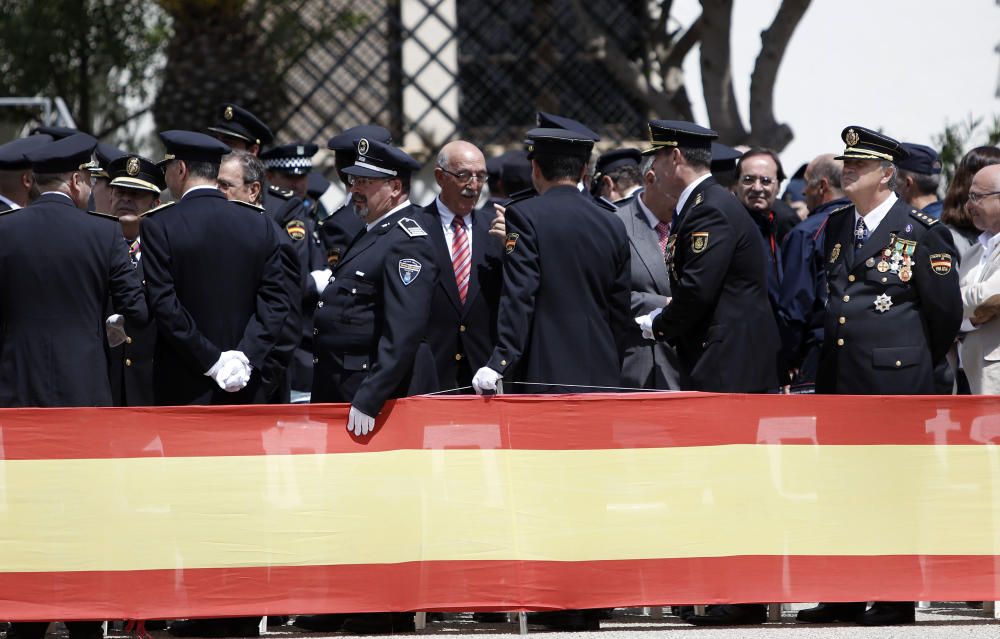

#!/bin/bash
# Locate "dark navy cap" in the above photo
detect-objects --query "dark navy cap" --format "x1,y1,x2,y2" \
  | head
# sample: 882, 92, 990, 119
327, 125, 392, 152
108, 154, 166, 194
709, 142, 742, 172
206, 103, 274, 147
897, 142, 941, 175
31, 125, 79, 140
596, 148, 641, 176
0, 135, 53, 170
260, 142, 318, 175
24, 133, 98, 173
524, 128, 595, 159
536, 111, 600, 141
835, 126, 907, 163
91, 143, 127, 179
644, 120, 718, 155
342, 138, 420, 178
159, 130, 231, 164
307, 171, 331, 199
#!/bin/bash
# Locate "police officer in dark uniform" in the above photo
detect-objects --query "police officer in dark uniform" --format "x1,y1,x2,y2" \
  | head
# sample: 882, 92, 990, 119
142, 131, 293, 412
591, 147, 643, 205
1, 133, 147, 639
206, 102, 273, 156
104, 154, 166, 407
317, 124, 393, 269
637, 121, 781, 397
473, 128, 631, 396
799, 127, 962, 627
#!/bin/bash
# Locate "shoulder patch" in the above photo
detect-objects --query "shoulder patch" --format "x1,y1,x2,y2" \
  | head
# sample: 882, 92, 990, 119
397, 217, 427, 237
909, 209, 938, 227
140, 201, 175, 217
268, 184, 294, 199
231, 199, 266, 213
285, 219, 306, 240
87, 210, 119, 221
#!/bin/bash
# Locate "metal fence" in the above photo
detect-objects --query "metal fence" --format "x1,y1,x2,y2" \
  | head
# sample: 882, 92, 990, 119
266, 0, 650, 157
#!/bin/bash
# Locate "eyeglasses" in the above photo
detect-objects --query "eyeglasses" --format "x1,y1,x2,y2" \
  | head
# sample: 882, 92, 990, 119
348, 176, 389, 188
440, 168, 488, 183
740, 174, 776, 187
968, 190, 1000, 204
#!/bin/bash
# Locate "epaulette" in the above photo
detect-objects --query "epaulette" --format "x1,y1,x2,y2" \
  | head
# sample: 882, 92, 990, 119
268, 184, 294, 200
141, 201, 175, 217
87, 210, 119, 221
397, 217, 427, 237
828, 204, 852, 218
909, 208, 938, 227
593, 195, 617, 212
0, 208, 17, 218
508, 187, 537, 203
231, 199, 265, 213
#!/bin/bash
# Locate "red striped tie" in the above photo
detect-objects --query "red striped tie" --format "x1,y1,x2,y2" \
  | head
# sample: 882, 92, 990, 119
452, 217, 471, 304
655, 221, 671, 254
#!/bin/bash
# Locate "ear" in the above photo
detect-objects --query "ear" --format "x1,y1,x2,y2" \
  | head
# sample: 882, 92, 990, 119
20, 170, 32, 190
249, 181, 262, 203
433, 166, 446, 189
601, 175, 615, 192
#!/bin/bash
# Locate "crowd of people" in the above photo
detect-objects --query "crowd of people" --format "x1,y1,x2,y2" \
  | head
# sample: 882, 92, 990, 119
1, 102, 999, 634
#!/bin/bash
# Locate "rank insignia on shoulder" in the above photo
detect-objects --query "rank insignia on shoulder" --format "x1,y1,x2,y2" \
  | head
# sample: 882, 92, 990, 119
398, 258, 422, 285
691, 231, 709, 253
930, 253, 953, 275
141, 201, 175, 217
830, 243, 841, 263
268, 184, 293, 199
327, 247, 342, 266
231, 200, 265, 213
505, 232, 519, 254
87, 210, 118, 221
397, 217, 427, 237
694, 193, 704, 206
285, 219, 306, 240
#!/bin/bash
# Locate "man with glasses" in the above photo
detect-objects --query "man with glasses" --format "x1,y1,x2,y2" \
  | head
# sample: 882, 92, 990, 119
420, 140, 504, 393
800, 126, 962, 627
734, 149, 786, 310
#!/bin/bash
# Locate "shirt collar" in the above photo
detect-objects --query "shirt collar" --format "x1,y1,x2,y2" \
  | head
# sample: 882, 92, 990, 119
855, 193, 897, 234
0, 193, 19, 210
182, 184, 219, 198
676, 173, 712, 214
366, 199, 411, 231
40, 191, 73, 202
435, 197, 471, 227
978, 231, 1000, 255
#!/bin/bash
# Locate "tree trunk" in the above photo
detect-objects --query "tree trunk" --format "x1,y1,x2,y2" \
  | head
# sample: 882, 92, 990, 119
698, 0, 745, 143
747, 0, 811, 151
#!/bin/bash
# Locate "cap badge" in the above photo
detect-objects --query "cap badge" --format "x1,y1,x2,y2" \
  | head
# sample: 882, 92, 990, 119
296, 145, 304, 155
126, 156, 140, 176
224, 106, 234, 121
845, 128, 860, 147
358, 138, 369, 155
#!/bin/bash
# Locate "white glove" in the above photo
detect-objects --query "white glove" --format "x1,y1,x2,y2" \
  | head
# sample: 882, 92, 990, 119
347, 405, 376, 436
472, 366, 503, 395
635, 307, 663, 341
205, 351, 252, 392
310, 269, 333, 294
105, 314, 127, 348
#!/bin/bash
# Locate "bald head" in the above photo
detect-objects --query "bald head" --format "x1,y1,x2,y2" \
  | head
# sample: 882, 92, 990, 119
968, 164, 1000, 234
803, 153, 844, 211
975, 164, 1000, 191
434, 140, 487, 216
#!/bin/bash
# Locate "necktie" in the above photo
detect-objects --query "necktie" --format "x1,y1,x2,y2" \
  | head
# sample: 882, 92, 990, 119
654, 221, 671, 255
854, 217, 869, 250
127, 237, 141, 266
451, 217, 471, 304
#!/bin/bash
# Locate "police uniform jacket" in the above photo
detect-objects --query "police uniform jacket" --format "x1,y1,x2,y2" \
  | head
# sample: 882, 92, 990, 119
651, 176, 780, 392
0, 193, 148, 407
614, 195, 681, 390
141, 188, 293, 406
108, 247, 157, 406
420, 201, 504, 391
817, 197, 962, 395
486, 185, 632, 393
312, 204, 440, 416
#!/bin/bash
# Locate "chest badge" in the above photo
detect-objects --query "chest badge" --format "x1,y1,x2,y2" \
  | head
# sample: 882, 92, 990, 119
874, 293, 893, 313
398, 258, 422, 285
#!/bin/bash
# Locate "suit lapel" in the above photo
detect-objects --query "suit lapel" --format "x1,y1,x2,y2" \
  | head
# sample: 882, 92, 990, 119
423, 202, 463, 312
852, 199, 908, 269
463, 209, 490, 315
628, 201, 670, 297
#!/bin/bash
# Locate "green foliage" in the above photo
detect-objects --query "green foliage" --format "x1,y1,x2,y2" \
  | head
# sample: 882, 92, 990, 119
933, 114, 1000, 189
0, 0, 170, 136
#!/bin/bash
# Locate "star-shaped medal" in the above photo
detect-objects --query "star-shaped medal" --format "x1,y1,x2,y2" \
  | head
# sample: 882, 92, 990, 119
874, 293, 893, 313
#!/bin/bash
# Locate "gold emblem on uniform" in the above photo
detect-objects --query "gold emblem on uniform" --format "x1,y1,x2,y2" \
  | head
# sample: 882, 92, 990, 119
693, 193, 704, 206
125, 156, 140, 176
357, 138, 369, 156
899, 267, 912, 282
845, 128, 860, 146
327, 247, 342, 266
876, 260, 889, 273
691, 231, 709, 253
505, 232, 519, 254
830, 243, 841, 263
224, 105, 234, 120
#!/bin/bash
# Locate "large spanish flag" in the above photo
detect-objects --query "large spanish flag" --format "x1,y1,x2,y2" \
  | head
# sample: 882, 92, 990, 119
2, 392, 1000, 620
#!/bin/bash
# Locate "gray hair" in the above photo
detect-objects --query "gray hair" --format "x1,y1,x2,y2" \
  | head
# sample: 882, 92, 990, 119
880, 160, 898, 190
223, 150, 264, 186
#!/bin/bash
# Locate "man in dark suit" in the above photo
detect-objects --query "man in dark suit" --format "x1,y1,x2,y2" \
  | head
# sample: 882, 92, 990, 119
104, 153, 166, 407
0, 135, 50, 211
614, 154, 682, 390
421, 140, 503, 392
800, 127, 962, 627
0, 133, 147, 639
473, 128, 631, 395
142, 131, 293, 411
637, 120, 780, 398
